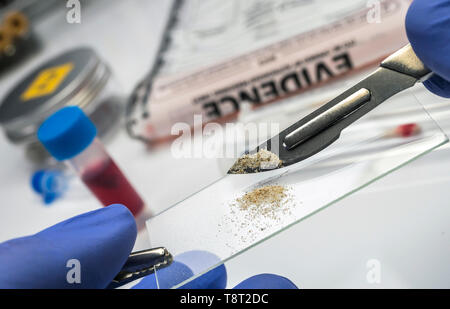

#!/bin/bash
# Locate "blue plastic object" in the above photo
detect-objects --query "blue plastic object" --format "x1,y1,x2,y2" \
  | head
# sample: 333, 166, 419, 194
37, 106, 97, 161
31, 169, 68, 204
406, 0, 450, 98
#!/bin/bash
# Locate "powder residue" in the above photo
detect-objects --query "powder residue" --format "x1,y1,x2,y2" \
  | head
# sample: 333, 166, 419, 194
234, 185, 289, 218
217, 184, 299, 251
228, 149, 283, 174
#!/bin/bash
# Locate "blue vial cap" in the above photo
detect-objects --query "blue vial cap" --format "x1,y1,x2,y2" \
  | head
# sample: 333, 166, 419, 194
37, 106, 97, 161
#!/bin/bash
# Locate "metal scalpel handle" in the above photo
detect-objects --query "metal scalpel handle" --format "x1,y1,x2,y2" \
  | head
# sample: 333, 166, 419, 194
380, 43, 432, 81
234, 44, 434, 173
282, 44, 433, 155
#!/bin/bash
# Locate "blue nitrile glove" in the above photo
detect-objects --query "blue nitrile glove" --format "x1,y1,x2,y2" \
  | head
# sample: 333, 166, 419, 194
406, 0, 450, 98
0, 205, 297, 289
0, 205, 136, 288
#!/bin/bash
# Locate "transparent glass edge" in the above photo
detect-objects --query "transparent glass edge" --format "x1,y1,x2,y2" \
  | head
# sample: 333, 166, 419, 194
165, 135, 447, 289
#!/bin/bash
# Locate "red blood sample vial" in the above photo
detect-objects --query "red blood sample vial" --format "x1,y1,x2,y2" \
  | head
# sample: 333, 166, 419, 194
38, 106, 144, 216
73, 139, 144, 216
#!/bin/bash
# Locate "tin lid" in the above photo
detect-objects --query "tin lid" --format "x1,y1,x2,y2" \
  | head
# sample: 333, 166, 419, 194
0, 47, 110, 143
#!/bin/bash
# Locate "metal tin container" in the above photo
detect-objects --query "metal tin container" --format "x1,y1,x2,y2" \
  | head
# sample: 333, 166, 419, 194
0, 47, 124, 164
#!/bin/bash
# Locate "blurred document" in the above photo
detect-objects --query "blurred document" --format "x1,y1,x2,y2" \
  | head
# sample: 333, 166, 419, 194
140, 0, 412, 142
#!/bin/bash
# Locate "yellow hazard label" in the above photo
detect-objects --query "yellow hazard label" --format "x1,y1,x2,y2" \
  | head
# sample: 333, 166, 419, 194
21, 63, 74, 101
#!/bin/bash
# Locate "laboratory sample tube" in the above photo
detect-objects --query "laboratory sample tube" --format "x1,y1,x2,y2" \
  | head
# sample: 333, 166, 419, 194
37, 106, 144, 217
